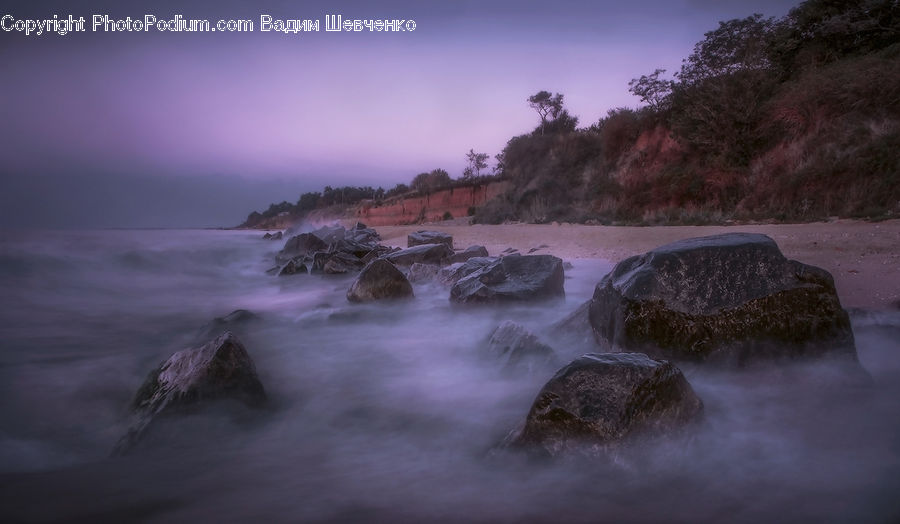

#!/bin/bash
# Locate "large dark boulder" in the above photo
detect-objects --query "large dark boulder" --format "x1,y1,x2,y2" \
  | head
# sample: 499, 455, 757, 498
408, 230, 453, 248
449, 245, 489, 264
588, 233, 860, 365
450, 254, 565, 304
347, 259, 414, 302
383, 243, 454, 267
487, 321, 559, 373
114, 332, 267, 455
505, 353, 703, 457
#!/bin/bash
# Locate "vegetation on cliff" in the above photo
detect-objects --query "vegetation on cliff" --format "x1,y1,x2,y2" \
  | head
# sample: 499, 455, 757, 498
244, 0, 899, 228
476, 0, 900, 225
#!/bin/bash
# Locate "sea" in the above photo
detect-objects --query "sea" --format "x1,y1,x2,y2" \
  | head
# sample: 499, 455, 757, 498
1, 228, 899, 523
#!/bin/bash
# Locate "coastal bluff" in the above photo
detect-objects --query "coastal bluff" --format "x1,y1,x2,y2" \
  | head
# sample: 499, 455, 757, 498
355, 182, 509, 226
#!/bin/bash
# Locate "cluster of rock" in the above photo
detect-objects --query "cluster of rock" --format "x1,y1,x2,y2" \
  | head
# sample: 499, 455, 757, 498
117, 230, 868, 461
273, 223, 385, 276
271, 225, 567, 305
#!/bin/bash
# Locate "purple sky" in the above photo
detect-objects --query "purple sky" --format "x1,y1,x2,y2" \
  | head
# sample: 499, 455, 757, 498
1, 0, 800, 227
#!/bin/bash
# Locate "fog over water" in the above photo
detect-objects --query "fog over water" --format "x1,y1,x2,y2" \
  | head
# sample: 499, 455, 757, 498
1, 229, 899, 522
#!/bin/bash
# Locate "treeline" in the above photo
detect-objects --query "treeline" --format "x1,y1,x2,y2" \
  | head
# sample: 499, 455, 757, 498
476, 0, 900, 224
241, 163, 503, 228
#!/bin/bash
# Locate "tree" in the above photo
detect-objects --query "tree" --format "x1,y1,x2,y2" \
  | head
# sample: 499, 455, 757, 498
527, 91, 564, 135
411, 168, 452, 193
628, 69, 674, 112
463, 149, 489, 180
669, 14, 779, 164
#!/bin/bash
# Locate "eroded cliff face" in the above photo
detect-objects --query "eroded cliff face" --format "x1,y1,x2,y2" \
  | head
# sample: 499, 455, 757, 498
356, 182, 510, 226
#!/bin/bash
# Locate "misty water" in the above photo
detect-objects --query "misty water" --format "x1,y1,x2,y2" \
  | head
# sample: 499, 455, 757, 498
1, 229, 899, 523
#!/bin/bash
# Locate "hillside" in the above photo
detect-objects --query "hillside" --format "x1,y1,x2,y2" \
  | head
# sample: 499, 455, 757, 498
243, 0, 900, 228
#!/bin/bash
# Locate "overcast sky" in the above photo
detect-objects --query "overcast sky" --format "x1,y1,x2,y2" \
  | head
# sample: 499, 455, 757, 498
1, 0, 800, 228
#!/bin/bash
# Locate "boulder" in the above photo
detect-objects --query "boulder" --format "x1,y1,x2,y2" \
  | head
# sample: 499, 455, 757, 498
277, 257, 309, 276
408, 230, 453, 249
262, 231, 283, 240
450, 254, 565, 304
322, 251, 365, 275
588, 233, 860, 365
407, 263, 440, 284
383, 243, 454, 267
449, 245, 489, 264
505, 353, 703, 457
113, 332, 267, 455
361, 245, 399, 265
487, 321, 559, 373
438, 257, 499, 286
278, 232, 328, 263
347, 259, 414, 302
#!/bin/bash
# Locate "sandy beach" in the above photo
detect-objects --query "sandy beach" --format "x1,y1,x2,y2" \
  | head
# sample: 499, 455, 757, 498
373, 219, 900, 310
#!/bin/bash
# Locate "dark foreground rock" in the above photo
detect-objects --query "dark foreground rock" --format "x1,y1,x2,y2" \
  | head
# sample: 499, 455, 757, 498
114, 332, 267, 455
384, 243, 454, 267
588, 233, 860, 365
408, 230, 453, 248
347, 259, 414, 302
487, 321, 559, 373
505, 353, 703, 457
450, 254, 565, 304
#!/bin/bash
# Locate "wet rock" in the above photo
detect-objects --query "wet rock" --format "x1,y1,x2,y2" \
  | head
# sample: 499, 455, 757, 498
322, 252, 365, 275
278, 232, 328, 263
450, 254, 565, 304
347, 259, 414, 302
311, 224, 346, 245
408, 230, 453, 249
448, 245, 489, 264
407, 263, 440, 284
438, 257, 499, 286
383, 243, 454, 267
487, 321, 559, 373
505, 353, 702, 457
277, 257, 309, 276
113, 332, 267, 455
361, 245, 399, 265
262, 231, 283, 240
550, 300, 598, 353
588, 233, 861, 365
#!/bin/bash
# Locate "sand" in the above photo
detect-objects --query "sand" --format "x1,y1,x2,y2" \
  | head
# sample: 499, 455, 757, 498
372, 219, 900, 310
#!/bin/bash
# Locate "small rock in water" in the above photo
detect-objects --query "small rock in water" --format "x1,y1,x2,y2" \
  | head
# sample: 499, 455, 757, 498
503, 353, 703, 457
487, 321, 559, 373
113, 332, 267, 455
347, 259, 414, 302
